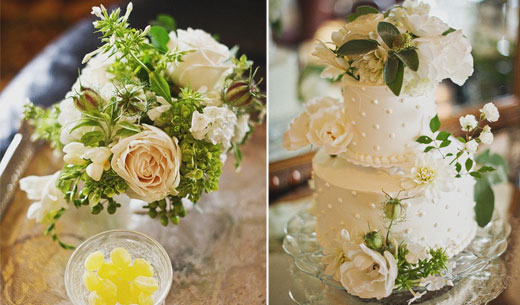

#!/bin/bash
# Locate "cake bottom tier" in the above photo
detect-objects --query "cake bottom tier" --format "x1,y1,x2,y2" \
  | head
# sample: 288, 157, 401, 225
312, 149, 477, 257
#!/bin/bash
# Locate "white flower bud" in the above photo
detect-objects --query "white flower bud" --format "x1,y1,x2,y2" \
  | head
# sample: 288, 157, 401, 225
480, 103, 499, 122
91, 6, 103, 18
479, 125, 493, 145
459, 114, 477, 132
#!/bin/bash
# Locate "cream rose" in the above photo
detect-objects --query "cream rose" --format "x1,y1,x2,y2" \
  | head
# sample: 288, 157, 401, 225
307, 106, 353, 155
110, 124, 181, 203
340, 243, 398, 299
167, 28, 232, 93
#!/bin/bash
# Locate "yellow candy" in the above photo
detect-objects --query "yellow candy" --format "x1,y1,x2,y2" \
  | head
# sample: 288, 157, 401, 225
115, 279, 135, 305
133, 276, 159, 294
132, 258, 154, 277
83, 270, 100, 292
88, 291, 115, 305
85, 251, 105, 271
138, 292, 154, 305
96, 278, 117, 300
97, 262, 120, 281
110, 247, 132, 268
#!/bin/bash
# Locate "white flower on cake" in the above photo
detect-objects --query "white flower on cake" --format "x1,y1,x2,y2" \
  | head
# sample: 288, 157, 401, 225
110, 124, 182, 203
459, 114, 478, 131
352, 46, 387, 85
404, 242, 428, 265
322, 229, 350, 281
19, 172, 68, 224
167, 28, 233, 93
338, 13, 384, 40
393, 0, 449, 37
480, 102, 499, 122
190, 106, 238, 151
312, 42, 350, 79
401, 152, 456, 199
340, 242, 398, 299
479, 125, 493, 145
463, 139, 479, 154
283, 97, 353, 155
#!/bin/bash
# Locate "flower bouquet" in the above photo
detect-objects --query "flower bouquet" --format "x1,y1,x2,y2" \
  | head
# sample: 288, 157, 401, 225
19, 3, 265, 248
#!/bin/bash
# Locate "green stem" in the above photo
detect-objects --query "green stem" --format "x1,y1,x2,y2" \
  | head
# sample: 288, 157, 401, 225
386, 218, 394, 247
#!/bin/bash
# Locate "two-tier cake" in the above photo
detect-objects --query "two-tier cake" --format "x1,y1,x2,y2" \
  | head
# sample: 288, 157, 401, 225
284, 0, 501, 302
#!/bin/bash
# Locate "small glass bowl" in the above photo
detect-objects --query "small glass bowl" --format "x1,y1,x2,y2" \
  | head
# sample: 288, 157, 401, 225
65, 229, 172, 305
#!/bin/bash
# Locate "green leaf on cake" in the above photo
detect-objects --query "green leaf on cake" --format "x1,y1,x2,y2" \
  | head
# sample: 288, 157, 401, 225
465, 158, 473, 172
436, 131, 450, 141
474, 178, 494, 227
439, 140, 451, 148
346, 5, 379, 22
337, 39, 380, 56
424, 146, 435, 152
416, 135, 432, 144
429, 115, 441, 133
148, 25, 170, 53
395, 49, 419, 71
384, 55, 404, 96
377, 22, 400, 49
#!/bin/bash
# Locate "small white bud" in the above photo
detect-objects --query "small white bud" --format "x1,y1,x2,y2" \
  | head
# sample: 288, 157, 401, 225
142, 25, 152, 36
91, 6, 103, 18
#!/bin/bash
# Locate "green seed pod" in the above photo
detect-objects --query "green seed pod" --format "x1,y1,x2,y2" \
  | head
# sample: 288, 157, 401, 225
73, 87, 102, 111
384, 198, 402, 220
107, 204, 116, 214
364, 231, 383, 251
170, 215, 180, 225
160, 213, 168, 226
103, 187, 115, 198
225, 81, 255, 107
148, 209, 157, 218
91, 204, 102, 215
158, 199, 167, 210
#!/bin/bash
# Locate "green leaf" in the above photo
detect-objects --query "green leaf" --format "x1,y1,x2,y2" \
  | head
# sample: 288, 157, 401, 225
439, 140, 451, 148
148, 25, 170, 53
233, 145, 243, 169
465, 158, 474, 172
455, 162, 462, 173
384, 54, 399, 84
475, 149, 509, 185
474, 178, 494, 227
116, 121, 141, 137
385, 58, 404, 96
429, 115, 441, 133
150, 14, 176, 32
337, 39, 380, 56
442, 28, 456, 36
478, 166, 495, 173
395, 48, 419, 71
377, 22, 400, 48
80, 131, 104, 146
424, 146, 435, 152
470, 171, 482, 178
149, 71, 172, 103
457, 137, 466, 143
436, 131, 450, 141
70, 119, 103, 133
346, 5, 379, 22
445, 153, 453, 157
416, 136, 433, 144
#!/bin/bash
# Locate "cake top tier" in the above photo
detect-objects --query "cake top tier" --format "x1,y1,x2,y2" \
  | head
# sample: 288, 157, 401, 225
312, 0, 473, 97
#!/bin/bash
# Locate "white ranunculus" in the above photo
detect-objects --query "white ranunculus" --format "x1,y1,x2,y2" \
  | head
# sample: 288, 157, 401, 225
464, 139, 478, 154
352, 46, 387, 85
232, 114, 250, 144
459, 114, 478, 131
413, 30, 473, 87
190, 106, 237, 151
166, 28, 233, 93
340, 243, 398, 299
480, 102, 499, 122
283, 112, 311, 151
307, 106, 353, 155
19, 171, 68, 224
394, 0, 449, 37
312, 41, 350, 79
110, 124, 181, 203
479, 125, 493, 145
401, 152, 456, 200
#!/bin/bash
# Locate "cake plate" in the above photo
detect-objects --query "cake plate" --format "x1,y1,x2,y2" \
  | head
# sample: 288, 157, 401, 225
283, 207, 511, 305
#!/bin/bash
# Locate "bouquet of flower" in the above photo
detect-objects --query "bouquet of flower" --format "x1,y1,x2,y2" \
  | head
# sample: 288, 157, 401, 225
312, 0, 473, 96
19, 3, 265, 248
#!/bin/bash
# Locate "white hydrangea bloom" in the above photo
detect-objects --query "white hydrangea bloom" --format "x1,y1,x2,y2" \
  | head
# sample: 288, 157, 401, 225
232, 114, 250, 144
190, 106, 237, 151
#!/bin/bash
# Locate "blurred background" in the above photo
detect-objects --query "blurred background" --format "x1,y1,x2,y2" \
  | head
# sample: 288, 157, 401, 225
0, 0, 266, 158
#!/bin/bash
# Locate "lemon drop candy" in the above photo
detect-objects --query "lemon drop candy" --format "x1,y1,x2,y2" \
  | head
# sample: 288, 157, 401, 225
85, 251, 105, 271
97, 262, 120, 280
138, 292, 154, 305
134, 275, 159, 294
96, 278, 117, 303
132, 258, 154, 277
110, 247, 132, 268
88, 291, 114, 305
115, 279, 135, 305
83, 270, 101, 291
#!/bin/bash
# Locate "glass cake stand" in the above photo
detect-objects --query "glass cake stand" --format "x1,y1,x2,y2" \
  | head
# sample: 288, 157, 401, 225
282, 207, 511, 305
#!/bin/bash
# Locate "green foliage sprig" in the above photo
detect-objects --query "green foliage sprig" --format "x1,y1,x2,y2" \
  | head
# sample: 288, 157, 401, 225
394, 247, 449, 291
23, 103, 62, 150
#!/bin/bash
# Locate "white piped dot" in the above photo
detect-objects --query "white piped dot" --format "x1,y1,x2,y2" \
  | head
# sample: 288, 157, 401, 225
372, 99, 379, 105
404, 228, 411, 234
351, 191, 357, 196
418, 211, 424, 217
318, 188, 323, 192
402, 122, 407, 128
403, 202, 410, 208
420, 237, 425, 241
351, 97, 356, 102
385, 109, 392, 114
337, 198, 343, 203
361, 87, 366, 91
374, 145, 381, 151
400, 98, 405, 103
457, 211, 461, 216
321, 210, 326, 215
370, 203, 376, 209
447, 228, 452, 232
445, 204, 449, 209
434, 223, 438, 228
404, 143, 409, 148
373, 124, 380, 130
327, 204, 332, 209
325, 182, 330, 188
361, 112, 367, 117
361, 132, 366, 137
389, 133, 395, 138
351, 121, 356, 126
352, 141, 357, 146
354, 213, 361, 219
416, 104, 420, 109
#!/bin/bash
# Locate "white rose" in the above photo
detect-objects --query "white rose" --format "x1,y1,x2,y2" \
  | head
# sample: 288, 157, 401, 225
167, 28, 233, 93
414, 30, 473, 87
394, 0, 449, 37
464, 139, 478, 153
304, 96, 340, 114
110, 124, 181, 203
232, 114, 250, 144
19, 171, 68, 224
480, 102, 499, 122
459, 114, 478, 131
283, 112, 311, 151
340, 243, 398, 299
307, 106, 353, 155
479, 125, 493, 145
190, 106, 237, 151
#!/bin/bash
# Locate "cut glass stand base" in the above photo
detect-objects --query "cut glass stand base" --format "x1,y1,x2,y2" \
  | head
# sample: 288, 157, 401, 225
283, 208, 510, 305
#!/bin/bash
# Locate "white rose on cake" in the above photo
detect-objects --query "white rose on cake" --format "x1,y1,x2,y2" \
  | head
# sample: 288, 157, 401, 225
340, 241, 398, 299
110, 124, 181, 203
19, 171, 68, 224
313, 41, 350, 79
167, 28, 233, 94
393, 0, 449, 37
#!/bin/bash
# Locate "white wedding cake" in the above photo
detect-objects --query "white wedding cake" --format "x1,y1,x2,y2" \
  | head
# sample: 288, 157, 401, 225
284, 0, 501, 302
